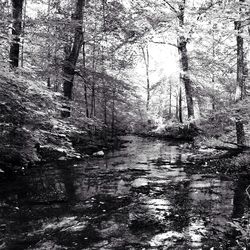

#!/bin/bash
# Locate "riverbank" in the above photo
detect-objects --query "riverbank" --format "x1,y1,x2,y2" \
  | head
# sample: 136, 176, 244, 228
133, 117, 250, 176
1, 69, 249, 180
0, 70, 127, 179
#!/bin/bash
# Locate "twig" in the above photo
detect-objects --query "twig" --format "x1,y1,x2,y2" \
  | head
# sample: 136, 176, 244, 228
246, 185, 250, 200
220, 140, 250, 149
220, 140, 240, 147
162, 0, 178, 13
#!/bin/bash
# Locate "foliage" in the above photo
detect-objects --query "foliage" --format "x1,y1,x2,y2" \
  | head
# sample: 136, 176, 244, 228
0, 66, 85, 167
229, 215, 250, 250
230, 153, 250, 169
196, 96, 250, 147
0, 0, 250, 167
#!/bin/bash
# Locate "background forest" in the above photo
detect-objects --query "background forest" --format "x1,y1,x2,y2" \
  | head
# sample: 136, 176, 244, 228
0, 0, 250, 166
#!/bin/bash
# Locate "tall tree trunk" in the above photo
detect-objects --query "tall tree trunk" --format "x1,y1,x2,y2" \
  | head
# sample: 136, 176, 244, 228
211, 28, 215, 110
9, 0, 24, 68
82, 36, 89, 117
175, 92, 179, 120
102, 78, 107, 126
141, 44, 150, 111
101, 0, 108, 129
82, 2, 89, 118
91, 48, 96, 117
20, 0, 26, 67
177, 0, 194, 119
47, 0, 51, 88
62, 0, 85, 117
211, 76, 215, 110
235, 23, 246, 99
235, 0, 246, 147
111, 88, 116, 137
90, 0, 97, 118
169, 80, 172, 117
83, 41, 89, 117
179, 87, 183, 123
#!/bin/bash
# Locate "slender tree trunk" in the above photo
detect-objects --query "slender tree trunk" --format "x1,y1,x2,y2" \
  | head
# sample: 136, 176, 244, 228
141, 44, 150, 111
211, 29, 215, 109
146, 46, 150, 111
235, 24, 246, 100
169, 80, 172, 117
82, 40, 89, 117
47, 0, 51, 88
179, 87, 183, 123
9, 0, 24, 68
102, 78, 107, 126
177, 1, 194, 119
102, 0, 108, 128
90, 0, 97, 118
20, 0, 26, 67
234, 0, 246, 146
90, 47, 96, 118
62, 0, 85, 117
90, 49, 96, 118
176, 92, 179, 120
82, 2, 89, 118
111, 88, 116, 137
211, 76, 215, 110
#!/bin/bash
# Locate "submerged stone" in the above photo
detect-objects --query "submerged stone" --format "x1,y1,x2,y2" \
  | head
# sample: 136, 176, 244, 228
31, 240, 65, 250
131, 178, 149, 188
58, 156, 66, 161
149, 231, 184, 247
93, 151, 105, 157
42, 216, 87, 233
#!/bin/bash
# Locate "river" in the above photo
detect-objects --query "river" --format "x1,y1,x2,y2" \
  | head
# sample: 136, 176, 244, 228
0, 136, 249, 249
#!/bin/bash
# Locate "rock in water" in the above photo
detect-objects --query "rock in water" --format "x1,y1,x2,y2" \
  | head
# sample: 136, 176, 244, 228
58, 156, 66, 161
93, 151, 105, 157
131, 178, 149, 188
149, 231, 184, 247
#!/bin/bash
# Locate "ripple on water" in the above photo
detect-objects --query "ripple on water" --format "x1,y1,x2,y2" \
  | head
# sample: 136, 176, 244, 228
0, 136, 244, 249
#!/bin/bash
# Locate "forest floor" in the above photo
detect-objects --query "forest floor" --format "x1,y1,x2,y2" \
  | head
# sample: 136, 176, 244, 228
0, 70, 125, 178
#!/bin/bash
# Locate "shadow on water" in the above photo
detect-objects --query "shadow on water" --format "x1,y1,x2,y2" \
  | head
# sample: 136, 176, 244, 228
232, 174, 250, 219
0, 135, 249, 249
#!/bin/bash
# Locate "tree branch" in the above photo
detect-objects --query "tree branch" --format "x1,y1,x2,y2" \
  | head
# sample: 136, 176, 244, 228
162, 0, 178, 13
149, 40, 178, 48
246, 185, 250, 200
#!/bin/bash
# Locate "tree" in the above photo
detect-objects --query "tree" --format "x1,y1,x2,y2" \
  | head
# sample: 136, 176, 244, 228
141, 43, 150, 111
62, 0, 85, 117
179, 86, 183, 123
142, 0, 196, 120
235, 0, 247, 102
176, 0, 194, 119
169, 78, 172, 117
235, 0, 247, 146
9, 0, 24, 68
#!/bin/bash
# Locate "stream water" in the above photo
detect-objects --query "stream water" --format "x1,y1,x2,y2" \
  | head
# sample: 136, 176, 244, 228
0, 136, 249, 249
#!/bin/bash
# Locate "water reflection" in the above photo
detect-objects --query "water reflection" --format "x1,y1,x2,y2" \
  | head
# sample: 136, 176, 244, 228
232, 174, 250, 218
0, 136, 247, 249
